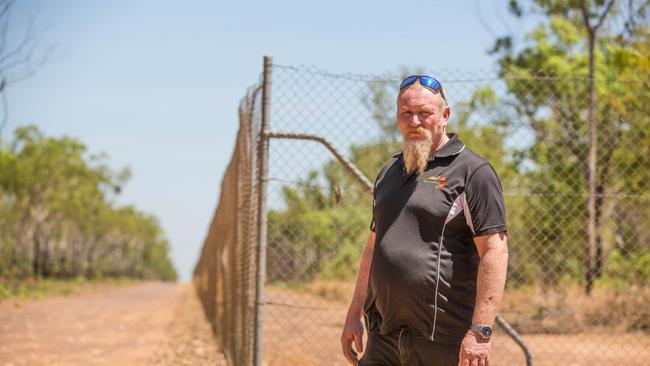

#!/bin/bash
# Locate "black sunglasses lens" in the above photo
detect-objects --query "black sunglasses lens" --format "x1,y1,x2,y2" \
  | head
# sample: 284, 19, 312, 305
400, 75, 418, 89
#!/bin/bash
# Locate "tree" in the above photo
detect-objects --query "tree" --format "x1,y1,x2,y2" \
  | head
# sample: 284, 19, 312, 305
0, 125, 177, 281
493, 0, 650, 293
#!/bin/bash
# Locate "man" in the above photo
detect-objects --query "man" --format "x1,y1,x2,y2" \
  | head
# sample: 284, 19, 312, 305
340, 75, 509, 366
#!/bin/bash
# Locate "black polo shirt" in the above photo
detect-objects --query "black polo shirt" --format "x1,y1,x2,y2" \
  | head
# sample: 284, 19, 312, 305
364, 133, 507, 345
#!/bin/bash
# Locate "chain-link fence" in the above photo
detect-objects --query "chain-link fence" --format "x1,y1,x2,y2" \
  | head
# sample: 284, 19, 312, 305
195, 57, 650, 366
193, 77, 264, 365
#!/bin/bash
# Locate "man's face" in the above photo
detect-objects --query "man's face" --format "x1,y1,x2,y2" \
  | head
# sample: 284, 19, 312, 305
397, 85, 449, 144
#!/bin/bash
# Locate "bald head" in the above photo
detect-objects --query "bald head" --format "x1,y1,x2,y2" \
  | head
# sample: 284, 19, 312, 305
398, 84, 448, 111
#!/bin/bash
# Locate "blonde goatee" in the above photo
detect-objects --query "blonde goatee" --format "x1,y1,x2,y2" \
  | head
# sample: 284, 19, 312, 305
403, 129, 433, 175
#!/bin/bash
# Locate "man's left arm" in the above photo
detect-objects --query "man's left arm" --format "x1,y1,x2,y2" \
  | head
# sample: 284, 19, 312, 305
458, 231, 508, 366
472, 231, 509, 328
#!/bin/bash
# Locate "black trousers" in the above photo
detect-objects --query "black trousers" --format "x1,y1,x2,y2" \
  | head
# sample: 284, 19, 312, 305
359, 327, 460, 366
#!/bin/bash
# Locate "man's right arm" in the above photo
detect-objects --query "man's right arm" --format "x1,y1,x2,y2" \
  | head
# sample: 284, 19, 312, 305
340, 231, 376, 365
347, 231, 376, 321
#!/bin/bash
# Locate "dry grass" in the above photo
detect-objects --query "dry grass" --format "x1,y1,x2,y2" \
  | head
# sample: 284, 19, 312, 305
297, 280, 650, 334
0, 276, 141, 301
299, 279, 355, 304
264, 284, 650, 365
501, 284, 650, 334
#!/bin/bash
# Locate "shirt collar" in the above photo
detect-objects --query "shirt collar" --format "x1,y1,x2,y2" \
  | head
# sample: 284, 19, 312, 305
428, 133, 465, 160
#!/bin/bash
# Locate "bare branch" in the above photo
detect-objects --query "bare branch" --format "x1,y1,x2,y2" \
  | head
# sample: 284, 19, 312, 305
581, 0, 594, 33
594, 0, 616, 31
0, 1, 12, 56
619, 0, 650, 44
0, 19, 9, 57
0, 43, 36, 72
493, 0, 513, 35
474, 0, 498, 38
0, 1, 11, 18
0, 0, 47, 138
623, 0, 636, 35
0, 16, 37, 67
580, 0, 615, 34
0, 88, 8, 135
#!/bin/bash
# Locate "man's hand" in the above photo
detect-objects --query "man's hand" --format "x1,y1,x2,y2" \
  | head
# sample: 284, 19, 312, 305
340, 316, 364, 365
458, 331, 491, 366
341, 232, 375, 365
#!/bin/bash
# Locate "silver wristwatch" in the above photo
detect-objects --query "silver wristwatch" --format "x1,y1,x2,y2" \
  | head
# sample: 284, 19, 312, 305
470, 324, 493, 339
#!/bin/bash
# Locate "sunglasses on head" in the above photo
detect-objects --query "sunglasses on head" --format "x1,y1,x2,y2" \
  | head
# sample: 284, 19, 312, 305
399, 75, 446, 101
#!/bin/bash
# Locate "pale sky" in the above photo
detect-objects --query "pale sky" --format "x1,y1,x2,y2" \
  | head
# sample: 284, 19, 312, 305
7, 0, 539, 281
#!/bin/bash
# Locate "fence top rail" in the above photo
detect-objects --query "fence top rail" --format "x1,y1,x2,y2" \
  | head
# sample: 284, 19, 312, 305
272, 63, 650, 84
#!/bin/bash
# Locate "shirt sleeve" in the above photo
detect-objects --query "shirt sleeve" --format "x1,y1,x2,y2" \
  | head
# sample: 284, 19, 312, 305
369, 156, 400, 232
465, 163, 507, 237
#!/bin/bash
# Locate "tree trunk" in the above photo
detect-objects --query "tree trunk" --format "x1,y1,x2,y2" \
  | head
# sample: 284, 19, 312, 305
585, 28, 597, 295
32, 224, 41, 276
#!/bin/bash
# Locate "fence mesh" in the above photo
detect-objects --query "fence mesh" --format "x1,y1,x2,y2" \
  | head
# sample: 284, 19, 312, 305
195, 62, 650, 366
194, 83, 263, 366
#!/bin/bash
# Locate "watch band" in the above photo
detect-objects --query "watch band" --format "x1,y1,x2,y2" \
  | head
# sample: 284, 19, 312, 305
470, 324, 493, 338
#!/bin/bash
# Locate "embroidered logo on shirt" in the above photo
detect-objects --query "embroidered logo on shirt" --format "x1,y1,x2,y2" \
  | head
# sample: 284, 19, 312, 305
423, 175, 446, 188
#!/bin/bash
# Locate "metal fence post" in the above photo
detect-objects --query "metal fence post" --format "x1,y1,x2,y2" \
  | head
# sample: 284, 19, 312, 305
253, 55, 272, 366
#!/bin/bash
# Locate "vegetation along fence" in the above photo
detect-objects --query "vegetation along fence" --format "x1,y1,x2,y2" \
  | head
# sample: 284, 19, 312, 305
194, 52, 650, 365
0, 126, 178, 283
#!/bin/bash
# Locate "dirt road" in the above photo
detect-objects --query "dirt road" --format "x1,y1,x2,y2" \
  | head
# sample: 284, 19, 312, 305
0, 282, 226, 366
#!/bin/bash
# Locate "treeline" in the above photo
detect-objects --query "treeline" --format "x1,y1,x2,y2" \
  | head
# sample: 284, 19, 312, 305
0, 125, 177, 281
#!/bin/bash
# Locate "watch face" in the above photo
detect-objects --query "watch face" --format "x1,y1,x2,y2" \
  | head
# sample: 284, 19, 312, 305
481, 327, 493, 337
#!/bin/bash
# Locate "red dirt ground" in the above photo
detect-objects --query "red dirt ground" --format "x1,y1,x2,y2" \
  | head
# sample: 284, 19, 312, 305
1, 282, 647, 366
0, 282, 226, 366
